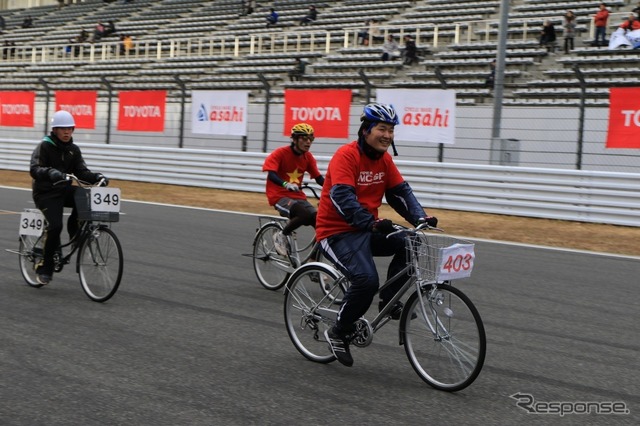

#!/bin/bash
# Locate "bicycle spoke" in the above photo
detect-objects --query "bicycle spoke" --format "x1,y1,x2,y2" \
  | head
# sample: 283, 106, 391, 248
402, 284, 485, 391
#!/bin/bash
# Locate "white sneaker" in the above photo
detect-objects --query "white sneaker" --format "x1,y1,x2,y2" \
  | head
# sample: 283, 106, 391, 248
273, 231, 289, 256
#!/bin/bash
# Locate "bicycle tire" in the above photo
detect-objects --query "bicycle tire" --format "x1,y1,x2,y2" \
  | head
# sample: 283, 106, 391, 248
78, 226, 123, 302
252, 222, 291, 290
284, 263, 347, 363
18, 236, 44, 288
401, 283, 486, 391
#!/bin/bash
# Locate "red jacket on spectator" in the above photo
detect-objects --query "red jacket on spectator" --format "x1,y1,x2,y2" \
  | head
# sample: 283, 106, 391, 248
594, 9, 609, 27
620, 18, 640, 31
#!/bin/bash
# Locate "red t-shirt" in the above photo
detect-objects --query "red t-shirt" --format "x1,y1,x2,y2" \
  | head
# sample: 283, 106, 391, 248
262, 145, 321, 206
316, 140, 405, 241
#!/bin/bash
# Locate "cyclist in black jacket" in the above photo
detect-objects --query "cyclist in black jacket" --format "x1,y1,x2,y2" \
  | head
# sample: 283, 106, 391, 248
29, 110, 109, 285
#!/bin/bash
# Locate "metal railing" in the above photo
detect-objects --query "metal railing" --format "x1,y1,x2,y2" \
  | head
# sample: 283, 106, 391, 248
2, 139, 638, 227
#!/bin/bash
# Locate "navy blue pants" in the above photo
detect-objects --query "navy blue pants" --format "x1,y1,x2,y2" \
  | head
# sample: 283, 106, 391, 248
320, 230, 407, 333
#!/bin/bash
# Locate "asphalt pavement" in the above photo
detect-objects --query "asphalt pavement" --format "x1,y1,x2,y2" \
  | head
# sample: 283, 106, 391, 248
0, 187, 638, 425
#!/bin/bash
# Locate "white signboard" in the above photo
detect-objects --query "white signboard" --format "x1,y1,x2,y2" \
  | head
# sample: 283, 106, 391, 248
90, 187, 121, 212
19, 210, 45, 236
436, 243, 475, 281
191, 90, 248, 136
377, 89, 456, 145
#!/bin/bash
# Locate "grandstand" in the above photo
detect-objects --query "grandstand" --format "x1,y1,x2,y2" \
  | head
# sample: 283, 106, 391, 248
0, 0, 637, 105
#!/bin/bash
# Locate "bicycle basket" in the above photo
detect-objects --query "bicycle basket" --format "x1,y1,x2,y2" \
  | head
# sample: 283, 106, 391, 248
406, 232, 475, 282
74, 187, 120, 222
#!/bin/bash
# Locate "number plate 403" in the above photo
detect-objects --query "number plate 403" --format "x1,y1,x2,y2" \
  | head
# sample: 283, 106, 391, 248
19, 211, 45, 236
437, 243, 475, 281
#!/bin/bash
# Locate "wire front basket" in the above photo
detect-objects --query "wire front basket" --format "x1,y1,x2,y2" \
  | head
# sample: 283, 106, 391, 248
406, 232, 476, 282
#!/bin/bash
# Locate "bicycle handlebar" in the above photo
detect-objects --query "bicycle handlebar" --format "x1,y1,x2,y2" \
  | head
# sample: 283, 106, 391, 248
386, 222, 443, 238
53, 173, 107, 188
300, 183, 321, 200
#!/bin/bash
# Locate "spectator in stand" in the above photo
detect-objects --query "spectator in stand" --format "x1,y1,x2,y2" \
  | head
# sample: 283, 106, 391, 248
103, 20, 116, 37
358, 19, 381, 46
402, 34, 418, 65
484, 59, 496, 88
381, 34, 400, 61
78, 29, 89, 43
563, 11, 577, 53
21, 15, 33, 29
266, 8, 278, 28
539, 20, 557, 52
244, 0, 255, 15
593, 3, 610, 47
633, 2, 640, 20
3, 40, 16, 59
120, 34, 134, 55
288, 57, 307, 81
92, 22, 105, 42
619, 13, 640, 31
0, 15, 5, 34
300, 5, 317, 26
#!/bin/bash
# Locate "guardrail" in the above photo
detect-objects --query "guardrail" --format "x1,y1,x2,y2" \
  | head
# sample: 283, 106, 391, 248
2, 139, 638, 227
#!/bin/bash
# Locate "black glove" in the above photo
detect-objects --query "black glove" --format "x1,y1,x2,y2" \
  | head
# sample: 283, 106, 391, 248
96, 173, 109, 187
416, 216, 438, 228
371, 219, 394, 235
48, 168, 67, 183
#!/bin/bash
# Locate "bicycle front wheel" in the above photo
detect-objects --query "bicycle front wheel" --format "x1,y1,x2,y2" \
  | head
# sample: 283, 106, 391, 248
18, 235, 44, 288
401, 283, 486, 391
284, 263, 347, 363
253, 222, 291, 290
78, 227, 123, 302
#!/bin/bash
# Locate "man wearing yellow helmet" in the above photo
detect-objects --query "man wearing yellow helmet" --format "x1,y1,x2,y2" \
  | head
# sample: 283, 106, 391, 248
262, 123, 325, 256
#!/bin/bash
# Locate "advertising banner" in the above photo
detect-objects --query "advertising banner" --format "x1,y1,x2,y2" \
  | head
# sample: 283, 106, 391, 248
117, 91, 166, 132
191, 90, 248, 136
284, 89, 351, 138
376, 89, 456, 144
55, 91, 97, 129
606, 87, 640, 149
0, 91, 35, 127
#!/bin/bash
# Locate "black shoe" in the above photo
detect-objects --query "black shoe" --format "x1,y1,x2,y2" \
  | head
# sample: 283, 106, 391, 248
36, 274, 51, 285
379, 300, 416, 320
324, 326, 353, 367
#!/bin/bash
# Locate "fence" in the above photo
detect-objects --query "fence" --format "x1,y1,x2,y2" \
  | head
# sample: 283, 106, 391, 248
2, 139, 638, 227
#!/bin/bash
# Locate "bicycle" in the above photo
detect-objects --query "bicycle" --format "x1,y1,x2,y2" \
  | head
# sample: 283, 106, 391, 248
6, 174, 124, 303
249, 183, 324, 291
283, 224, 486, 391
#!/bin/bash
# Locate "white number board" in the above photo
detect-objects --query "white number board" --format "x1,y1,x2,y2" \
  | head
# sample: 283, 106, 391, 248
436, 243, 475, 281
90, 188, 121, 212
19, 211, 45, 236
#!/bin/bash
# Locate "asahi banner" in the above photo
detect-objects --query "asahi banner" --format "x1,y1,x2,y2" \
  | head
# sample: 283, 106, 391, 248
376, 89, 456, 145
191, 90, 248, 136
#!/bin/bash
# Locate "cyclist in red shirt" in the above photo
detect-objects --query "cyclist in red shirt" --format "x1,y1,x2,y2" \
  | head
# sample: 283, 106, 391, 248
263, 123, 324, 256
316, 103, 437, 367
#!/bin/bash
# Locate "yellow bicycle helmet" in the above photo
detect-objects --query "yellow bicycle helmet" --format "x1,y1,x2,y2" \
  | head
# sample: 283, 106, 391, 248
291, 123, 314, 139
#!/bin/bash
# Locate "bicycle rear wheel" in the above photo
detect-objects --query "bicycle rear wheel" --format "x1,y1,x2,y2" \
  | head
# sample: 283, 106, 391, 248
252, 222, 291, 290
18, 236, 44, 288
401, 283, 486, 391
78, 227, 123, 302
284, 263, 347, 363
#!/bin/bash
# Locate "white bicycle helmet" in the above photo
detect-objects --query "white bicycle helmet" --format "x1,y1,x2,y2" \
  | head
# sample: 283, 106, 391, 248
51, 110, 76, 128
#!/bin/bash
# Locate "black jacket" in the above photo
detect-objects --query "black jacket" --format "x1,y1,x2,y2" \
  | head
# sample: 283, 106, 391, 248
30, 133, 99, 200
